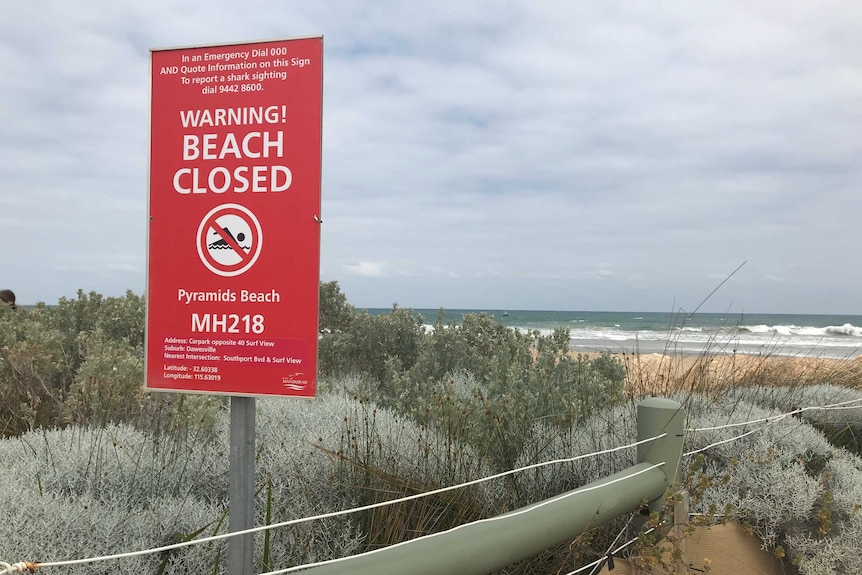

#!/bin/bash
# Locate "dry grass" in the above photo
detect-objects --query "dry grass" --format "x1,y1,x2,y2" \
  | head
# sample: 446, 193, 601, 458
533, 346, 862, 399
619, 352, 862, 398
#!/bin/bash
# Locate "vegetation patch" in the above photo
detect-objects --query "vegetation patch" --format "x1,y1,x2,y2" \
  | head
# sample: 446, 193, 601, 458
1, 284, 861, 574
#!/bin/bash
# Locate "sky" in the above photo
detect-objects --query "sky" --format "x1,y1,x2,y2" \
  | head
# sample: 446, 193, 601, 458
1, 2, 861, 315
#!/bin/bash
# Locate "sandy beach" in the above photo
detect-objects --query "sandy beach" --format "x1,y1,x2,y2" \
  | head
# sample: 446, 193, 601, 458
616, 352, 862, 397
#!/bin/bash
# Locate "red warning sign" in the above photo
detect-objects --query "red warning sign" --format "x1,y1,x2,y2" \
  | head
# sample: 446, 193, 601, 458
146, 37, 322, 397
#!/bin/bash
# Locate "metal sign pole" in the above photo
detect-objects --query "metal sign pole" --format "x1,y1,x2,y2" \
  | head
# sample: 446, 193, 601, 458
229, 396, 256, 575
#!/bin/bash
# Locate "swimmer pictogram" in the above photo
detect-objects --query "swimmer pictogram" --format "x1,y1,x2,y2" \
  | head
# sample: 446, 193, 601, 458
196, 204, 263, 277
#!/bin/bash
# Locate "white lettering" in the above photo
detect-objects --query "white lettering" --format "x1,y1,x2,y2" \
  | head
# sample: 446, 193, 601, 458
172, 166, 290, 194
240, 289, 281, 303
179, 106, 284, 128
180, 131, 283, 161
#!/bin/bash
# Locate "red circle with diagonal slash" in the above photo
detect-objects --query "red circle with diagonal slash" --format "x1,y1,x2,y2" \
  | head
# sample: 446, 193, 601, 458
196, 204, 263, 277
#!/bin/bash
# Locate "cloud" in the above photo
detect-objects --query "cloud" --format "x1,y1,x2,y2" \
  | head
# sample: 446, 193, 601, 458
343, 261, 389, 277
1, 2, 861, 313
106, 263, 139, 273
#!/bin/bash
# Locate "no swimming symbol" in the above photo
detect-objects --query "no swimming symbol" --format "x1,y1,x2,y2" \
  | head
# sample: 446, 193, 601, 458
196, 204, 263, 277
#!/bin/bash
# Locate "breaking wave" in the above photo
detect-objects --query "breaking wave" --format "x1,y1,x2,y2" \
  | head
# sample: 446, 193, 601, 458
739, 323, 862, 338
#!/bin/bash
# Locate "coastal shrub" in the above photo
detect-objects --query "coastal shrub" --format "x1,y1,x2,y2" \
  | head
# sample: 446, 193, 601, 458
683, 392, 862, 575
317, 280, 356, 334
514, 401, 639, 501
253, 390, 634, 574
410, 310, 534, 385
317, 304, 425, 382
0, 392, 501, 573
709, 384, 862, 455
0, 312, 69, 434
0, 395, 370, 573
310, 285, 626, 474
293, 394, 496, 552
0, 423, 228, 573
62, 329, 145, 427
326, 319, 626, 477
0, 291, 219, 437
316, 280, 357, 380
48, 290, 146, 352
410, 326, 623, 473
0, 292, 137, 435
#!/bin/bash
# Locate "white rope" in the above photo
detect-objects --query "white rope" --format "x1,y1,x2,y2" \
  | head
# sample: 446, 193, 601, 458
26, 434, 666, 570
0, 562, 37, 575
567, 555, 606, 575
688, 396, 862, 432
587, 513, 633, 575
565, 528, 655, 575
684, 427, 762, 457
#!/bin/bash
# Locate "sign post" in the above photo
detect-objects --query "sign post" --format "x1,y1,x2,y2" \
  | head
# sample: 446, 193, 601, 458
229, 396, 256, 573
147, 37, 323, 574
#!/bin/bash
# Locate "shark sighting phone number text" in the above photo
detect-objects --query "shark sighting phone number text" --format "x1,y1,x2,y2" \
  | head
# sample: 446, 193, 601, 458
220, 83, 263, 93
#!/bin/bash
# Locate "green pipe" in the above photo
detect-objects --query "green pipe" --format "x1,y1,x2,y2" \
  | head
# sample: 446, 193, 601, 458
302, 398, 684, 575
637, 397, 686, 513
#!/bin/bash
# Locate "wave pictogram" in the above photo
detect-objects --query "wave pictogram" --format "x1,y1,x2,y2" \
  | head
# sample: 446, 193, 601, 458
208, 227, 250, 251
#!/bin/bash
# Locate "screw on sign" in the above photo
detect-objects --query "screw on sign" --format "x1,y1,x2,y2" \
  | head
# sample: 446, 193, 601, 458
196, 204, 263, 277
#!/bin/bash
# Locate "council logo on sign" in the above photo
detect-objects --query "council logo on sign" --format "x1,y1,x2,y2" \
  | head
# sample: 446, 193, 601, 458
196, 204, 263, 277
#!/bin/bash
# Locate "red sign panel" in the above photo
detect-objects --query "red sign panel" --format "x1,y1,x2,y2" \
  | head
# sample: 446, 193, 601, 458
146, 37, 322, 397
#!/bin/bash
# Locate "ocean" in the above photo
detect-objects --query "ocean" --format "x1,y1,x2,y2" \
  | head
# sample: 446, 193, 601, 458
363, 308, 862, 359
